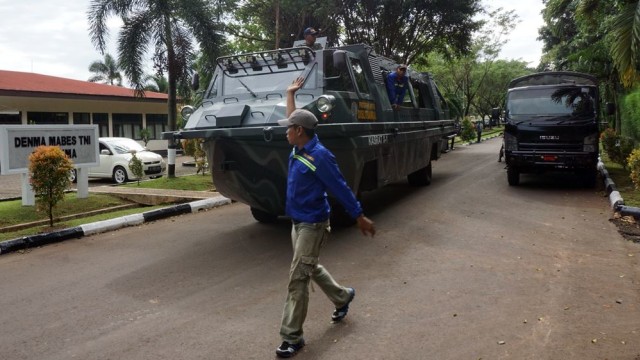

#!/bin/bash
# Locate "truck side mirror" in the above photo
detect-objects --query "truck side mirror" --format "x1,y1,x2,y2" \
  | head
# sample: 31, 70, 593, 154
605, 102, 615, 116
332, 50, 347, 71
192, 72, 200, 91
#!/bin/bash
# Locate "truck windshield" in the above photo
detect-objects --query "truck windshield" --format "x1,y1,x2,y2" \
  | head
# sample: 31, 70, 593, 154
221, 70, 305, 96
507, 87, 596, 120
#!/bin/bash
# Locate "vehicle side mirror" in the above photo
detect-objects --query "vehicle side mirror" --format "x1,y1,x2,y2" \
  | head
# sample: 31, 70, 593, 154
606, 102, 615, 116
101, 149, 110, 155
192, 72, 200, 91
332, 50, 347, 71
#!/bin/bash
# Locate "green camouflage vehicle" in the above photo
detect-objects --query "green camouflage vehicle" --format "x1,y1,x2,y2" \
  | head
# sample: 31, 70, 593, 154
164, 43, 455, 222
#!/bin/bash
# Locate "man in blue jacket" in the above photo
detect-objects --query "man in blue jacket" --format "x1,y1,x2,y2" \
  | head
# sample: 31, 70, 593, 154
386, 64, 409, 109
275, 77, 376, 358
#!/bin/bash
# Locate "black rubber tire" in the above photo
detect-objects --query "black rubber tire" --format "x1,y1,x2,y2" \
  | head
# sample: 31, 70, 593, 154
407, 162, 432, 186
112, 166, 129, 184
250, 207, 278, 223
581, 169, 598, 188
507, 166, 520, 186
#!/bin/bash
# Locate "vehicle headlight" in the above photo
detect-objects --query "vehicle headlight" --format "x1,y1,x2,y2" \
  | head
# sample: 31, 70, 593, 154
583, 133, 597, 152
504, 132, 518, 151
181, 105, 195, 120
316, 95, 336, 113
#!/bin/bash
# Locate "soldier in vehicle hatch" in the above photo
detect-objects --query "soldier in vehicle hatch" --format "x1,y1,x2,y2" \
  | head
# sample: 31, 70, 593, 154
300, 27, 323, 50
274, 77, 376, 358
386, 64, 409, 109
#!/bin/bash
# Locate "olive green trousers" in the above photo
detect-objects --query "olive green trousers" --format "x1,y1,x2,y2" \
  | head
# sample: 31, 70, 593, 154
279, 221, 352, 344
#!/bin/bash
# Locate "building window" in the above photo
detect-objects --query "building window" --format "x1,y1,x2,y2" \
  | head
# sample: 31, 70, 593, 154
73, 112, 91, 124
93, 113, 109, 137
113, 113, 142, 139
27, 112, 68, 125
146, 114, 168, 139
0, 111, 21, 125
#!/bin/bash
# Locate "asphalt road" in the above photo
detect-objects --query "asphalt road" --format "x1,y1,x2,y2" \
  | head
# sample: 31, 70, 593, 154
1, 138, 639, 360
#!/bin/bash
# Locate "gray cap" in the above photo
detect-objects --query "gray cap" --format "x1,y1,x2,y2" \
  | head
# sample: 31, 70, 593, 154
277, 109, 318, 129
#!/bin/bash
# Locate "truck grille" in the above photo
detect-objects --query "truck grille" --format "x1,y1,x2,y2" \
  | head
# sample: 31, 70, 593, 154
518, 142, 582, 152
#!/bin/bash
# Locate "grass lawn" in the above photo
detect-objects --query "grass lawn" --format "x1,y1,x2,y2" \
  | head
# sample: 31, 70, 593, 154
0, 193, 129, 228
0, 174, 216, 243
124, 173, 215, 191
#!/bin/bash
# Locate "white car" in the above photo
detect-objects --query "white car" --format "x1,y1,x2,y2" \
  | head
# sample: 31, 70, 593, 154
70, 137, 166, 184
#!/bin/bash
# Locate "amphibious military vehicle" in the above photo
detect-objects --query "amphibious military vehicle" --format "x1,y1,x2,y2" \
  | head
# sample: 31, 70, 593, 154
164, 42, 456, 222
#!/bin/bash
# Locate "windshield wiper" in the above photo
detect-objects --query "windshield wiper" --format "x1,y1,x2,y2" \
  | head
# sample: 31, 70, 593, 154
237, 78, 257, 98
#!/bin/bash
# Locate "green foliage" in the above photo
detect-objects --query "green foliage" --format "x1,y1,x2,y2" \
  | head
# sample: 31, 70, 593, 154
139, 128, 152, 147
128, 152, 144, 185
182, 138, 208, 175
459, 117, 476, 142
28, 146, 74, 227
601, 128, 635, 168
628, 148, 640, 190
622, 89, 640, 142
88, 53, 122, 85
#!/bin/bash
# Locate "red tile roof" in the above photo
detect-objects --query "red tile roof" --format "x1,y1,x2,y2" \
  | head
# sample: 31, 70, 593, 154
0, 70, 168, 100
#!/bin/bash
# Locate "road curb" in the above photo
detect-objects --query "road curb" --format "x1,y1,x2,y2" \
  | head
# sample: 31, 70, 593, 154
597, 158, 640, 218
0, 195, 231, 256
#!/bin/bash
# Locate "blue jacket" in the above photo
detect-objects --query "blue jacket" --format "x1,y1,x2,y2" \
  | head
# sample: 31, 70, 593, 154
286, 135, 363, 223
386, 72, 409, 105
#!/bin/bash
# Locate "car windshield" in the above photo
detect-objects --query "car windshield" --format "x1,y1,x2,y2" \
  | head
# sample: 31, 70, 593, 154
506, 86, 596, 121
105, 139, 146, 154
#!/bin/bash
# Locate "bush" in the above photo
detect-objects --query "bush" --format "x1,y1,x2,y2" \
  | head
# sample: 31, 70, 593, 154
601, 128, 634, 168
459, 117, 476, 142
28, 146, 74, 226
128, 151, 144, 185
622, 89, 640, 142
628, 148, 640, 190
182, 138, 208, 175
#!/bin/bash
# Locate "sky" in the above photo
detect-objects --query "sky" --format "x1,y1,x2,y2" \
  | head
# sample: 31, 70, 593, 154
0, 0, 546, 83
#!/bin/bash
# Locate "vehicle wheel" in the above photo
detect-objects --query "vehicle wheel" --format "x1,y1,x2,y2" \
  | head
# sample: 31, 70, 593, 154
112, 166, 129, 184
507, 166, 520, 186
250, 207, 278, 223
69, 169, 77, 183
580, 169, 598, 188
407, 162, 432, 186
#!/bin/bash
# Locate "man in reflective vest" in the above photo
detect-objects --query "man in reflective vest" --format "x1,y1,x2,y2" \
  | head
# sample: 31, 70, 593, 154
274, 77, 376, 358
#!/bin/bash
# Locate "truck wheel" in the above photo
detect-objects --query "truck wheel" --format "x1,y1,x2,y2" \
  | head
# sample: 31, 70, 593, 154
581, 169, 598, 188
250, 207, 278, 223
407, 162, 432, 186
507, 167, 520, 186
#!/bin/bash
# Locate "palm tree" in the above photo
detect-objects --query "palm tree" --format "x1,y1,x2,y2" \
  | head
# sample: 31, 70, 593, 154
88, 0, 226, 177
609, 0, 640, 88
88, 53, 122, 85
143, 74, 169, 93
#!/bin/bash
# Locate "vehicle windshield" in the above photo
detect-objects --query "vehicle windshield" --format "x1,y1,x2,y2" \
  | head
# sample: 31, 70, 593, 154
506, 86, 596, 121
222, 70, 305, 96
105, 139, 146, 154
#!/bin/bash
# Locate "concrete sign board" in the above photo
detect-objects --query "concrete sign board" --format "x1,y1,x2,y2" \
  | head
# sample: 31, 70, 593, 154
0, 125, 99, 175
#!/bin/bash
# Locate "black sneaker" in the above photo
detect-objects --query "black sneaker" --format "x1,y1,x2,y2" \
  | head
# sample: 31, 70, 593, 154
331, 287, 355, 322
276, 339, 305, 358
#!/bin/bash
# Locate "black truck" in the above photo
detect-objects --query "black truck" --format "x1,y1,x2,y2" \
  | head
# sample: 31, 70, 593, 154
503, 71, 602, 186
164, 42, 455, 222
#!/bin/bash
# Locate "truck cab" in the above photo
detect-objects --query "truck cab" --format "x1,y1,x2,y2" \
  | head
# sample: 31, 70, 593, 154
503, 71, 601, 186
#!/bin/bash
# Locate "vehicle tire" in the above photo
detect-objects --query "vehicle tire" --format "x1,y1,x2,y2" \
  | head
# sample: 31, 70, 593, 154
250, 207, 278, 223
112, 166, 129, 184
580, 169, 598, 188
507, 166, 520, 186
69, 169, 77, 183
407, 162, 432, 186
